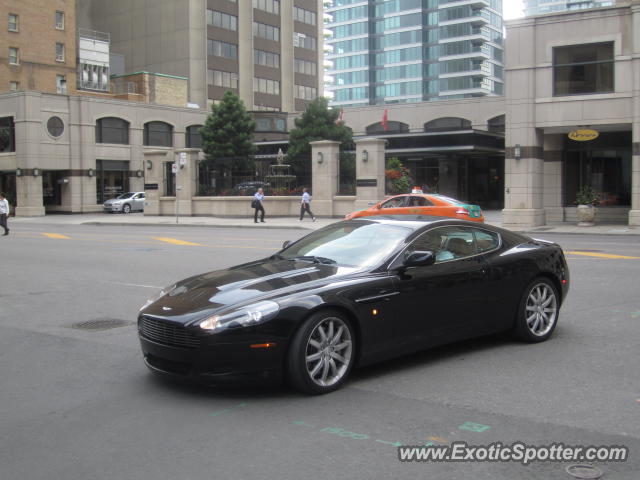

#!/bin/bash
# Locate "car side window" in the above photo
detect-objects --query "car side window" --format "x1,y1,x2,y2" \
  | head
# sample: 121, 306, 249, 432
406, 226, 476, 263
381, 196, 408, 209
408, 196, 432, 207
473, 229, 500, 253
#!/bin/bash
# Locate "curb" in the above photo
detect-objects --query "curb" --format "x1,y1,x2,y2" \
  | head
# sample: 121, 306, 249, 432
80, 221, 317, 230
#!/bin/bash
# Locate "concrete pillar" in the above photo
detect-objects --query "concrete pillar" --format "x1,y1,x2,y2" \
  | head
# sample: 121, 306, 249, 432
310, 140, 340, 217
354, 137, 385, 211
502, 125, 546, 228
630, 2, 640, 225
238, 0, 255, 110
630, 124, 640, 226
142, 150, 170, 215
175, 148, 199, 216
15, 174, 44, 216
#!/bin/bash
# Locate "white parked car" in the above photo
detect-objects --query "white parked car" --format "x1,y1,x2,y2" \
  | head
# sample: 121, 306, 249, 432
103, 192, 145, 213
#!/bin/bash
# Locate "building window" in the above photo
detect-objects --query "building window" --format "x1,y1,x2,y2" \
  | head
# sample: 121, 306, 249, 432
96, 160, 130, 204
0, 117, 16, 153
207, 69, 239, 89
294, 7, 316, 25
47, 117, 64, 138
207, 39, 237, 59
252, 105, 280, 111
207, 10, 237, 31
294, 33, 316, 51
294, 59, 316, 76
488, 115, 505, 134
9, 81, 19, 91
253, 0, 280, 15
8, 13, 18, 32
186, 125, 203, 149
8, 47, 19, 65
143, 121, 173, 147
55, 43, 65, 62
253, 22, 279, 42
253, 77, 280, 95
553, 42, 614, 96
254, 49, 280, 68
56, 74, 67, 94
424, 117, 472, 132
164, 162, 176, 196
294, 85, 317, 100
96, 117, 130, 144
55, 11, 65, 30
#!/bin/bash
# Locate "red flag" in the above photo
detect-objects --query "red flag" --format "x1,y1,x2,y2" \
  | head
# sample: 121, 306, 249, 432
382, 109, 388, 131
335, 108, 344, 125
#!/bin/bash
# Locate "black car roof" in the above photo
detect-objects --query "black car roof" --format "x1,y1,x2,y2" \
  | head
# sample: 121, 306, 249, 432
347, 215, 476, 231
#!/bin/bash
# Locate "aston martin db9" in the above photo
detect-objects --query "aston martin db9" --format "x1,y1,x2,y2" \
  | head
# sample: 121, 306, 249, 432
138, 216, 569, 394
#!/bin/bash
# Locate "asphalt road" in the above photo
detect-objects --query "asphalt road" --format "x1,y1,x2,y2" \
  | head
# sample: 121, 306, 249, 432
1, 224, 639, 480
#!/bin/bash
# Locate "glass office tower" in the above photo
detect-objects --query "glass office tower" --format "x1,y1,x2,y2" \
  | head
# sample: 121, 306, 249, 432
524, 0, 615, 16
325, 0, 504, 107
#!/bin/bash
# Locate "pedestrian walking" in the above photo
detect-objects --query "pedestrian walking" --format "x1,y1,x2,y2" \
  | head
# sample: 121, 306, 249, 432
299, 187, 316, 222
0, 192, 10, 236
252, 188, 266, 223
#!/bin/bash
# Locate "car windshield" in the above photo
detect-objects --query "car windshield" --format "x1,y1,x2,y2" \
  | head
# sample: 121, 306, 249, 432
279, 222, 411, 268
116, 193, 135, 199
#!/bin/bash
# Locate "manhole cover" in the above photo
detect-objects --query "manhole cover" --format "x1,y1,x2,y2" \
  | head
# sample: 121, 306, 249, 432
565, 464, 603, 479
71, 318, 133, 331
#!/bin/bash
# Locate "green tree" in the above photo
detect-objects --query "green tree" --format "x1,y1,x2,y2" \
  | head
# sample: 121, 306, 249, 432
287, 97, 353, 162
200, 90, 256, 173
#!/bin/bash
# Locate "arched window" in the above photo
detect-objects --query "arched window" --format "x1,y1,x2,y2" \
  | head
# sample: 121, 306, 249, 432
488, 115, 505, 134
144, 121, 173, 147
424, 117, 471, 132
365, 121, 409, 135
95, 117, 130, 144
186, 125, 203, 149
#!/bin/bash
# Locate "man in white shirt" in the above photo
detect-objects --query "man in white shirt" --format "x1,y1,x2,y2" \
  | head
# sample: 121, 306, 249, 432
0, 192, 9, 236
299, 187, 316, 222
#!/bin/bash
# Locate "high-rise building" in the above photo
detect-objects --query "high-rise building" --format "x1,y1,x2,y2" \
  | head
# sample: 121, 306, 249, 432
1, 0, 76, 95
77, 0, 323, 112
523, 0, 615, 16
324, 0, 504, 107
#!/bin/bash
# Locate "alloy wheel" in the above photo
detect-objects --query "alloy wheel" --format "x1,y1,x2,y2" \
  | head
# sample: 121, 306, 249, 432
305, 317, 352, 387
525, 282, 558, 336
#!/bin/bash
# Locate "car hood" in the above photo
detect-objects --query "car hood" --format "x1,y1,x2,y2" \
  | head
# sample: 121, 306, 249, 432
104, 199, 123, 205
140, 258, 359, 323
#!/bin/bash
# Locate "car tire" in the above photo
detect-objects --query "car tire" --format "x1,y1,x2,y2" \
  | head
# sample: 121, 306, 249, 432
287, 309, 355, 395
513, 277, 560, 343
123, 204, 131, 214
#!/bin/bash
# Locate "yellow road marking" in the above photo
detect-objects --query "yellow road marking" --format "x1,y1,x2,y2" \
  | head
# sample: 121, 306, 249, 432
153, 237, 205, 246
566, 251, 640, 260
43, 233, 71, 239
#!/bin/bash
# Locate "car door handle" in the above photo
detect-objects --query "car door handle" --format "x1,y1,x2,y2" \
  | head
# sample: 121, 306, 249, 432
355, 291, 400, 303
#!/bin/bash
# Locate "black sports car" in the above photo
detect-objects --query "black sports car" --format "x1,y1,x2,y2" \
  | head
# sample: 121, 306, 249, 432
138, 216, 570, 394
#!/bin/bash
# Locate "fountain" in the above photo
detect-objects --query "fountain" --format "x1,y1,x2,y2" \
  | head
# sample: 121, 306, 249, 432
264, 148, 297, 194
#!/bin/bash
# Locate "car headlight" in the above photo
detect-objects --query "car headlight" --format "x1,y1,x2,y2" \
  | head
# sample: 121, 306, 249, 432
199, 300, 280, 331
139, 284, 175, 311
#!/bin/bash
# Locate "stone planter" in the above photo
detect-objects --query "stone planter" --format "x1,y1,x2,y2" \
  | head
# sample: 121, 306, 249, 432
576, 204, 596, 226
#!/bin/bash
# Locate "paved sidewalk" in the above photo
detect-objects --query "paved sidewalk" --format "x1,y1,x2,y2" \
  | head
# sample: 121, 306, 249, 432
8, 210, 640, 235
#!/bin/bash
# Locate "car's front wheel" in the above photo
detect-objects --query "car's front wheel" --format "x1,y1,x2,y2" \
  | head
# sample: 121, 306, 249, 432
514, 277, 559, 342
287, 310, 355, 395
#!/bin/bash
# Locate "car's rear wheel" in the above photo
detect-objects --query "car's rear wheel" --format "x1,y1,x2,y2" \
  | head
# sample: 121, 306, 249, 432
123, 204, 131, 214
514, 277, 559, 342
287, 310, 355, 395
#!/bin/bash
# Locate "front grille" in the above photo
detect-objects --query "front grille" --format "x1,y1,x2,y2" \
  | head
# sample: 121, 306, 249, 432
139, 316, 200, 349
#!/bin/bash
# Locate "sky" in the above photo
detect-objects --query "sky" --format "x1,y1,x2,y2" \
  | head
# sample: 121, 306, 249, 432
503, 0, 525, 19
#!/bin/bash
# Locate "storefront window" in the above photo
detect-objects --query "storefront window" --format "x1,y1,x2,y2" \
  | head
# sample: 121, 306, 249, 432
164, 162, 176, 196
96, 160, 130, 203
564, 132, 631, 206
